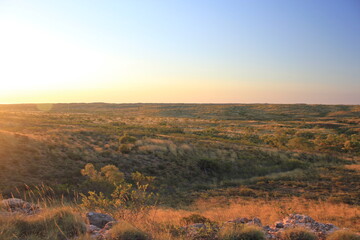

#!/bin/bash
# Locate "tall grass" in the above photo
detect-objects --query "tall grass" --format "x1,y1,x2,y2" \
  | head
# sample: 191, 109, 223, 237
9, 184, 81, 208
141, 197, 360, 232
0, 206, 86, 240
0, 195, 359, 239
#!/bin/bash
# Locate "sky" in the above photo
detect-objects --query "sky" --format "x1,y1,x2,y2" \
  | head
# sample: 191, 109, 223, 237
0, 0, 359, 104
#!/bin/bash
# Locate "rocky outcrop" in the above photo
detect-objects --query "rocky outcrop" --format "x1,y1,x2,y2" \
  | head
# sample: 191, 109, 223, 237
182, 222, 219, 240
86, 221, 119, 239
263, 214, 340, 239
86, 212, 116, 229
0, 198, 351, 240
182, 214, 343, 240
85, 212, 118, 239
0, 198, 40, 215
226, 217, 262, 226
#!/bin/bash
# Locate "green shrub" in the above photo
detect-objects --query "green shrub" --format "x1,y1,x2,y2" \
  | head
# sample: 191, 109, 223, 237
327, 230, 360, 240
197, 158, 222, 176
81, 163, 125, 185
106, 222, 150, 240
119, 144, 131, 154
119, 134, 137, 144
220, 225, 265, 240
0, 207, 86, 240
80, 164, 157, 214
282, 227, 317, 240
181, 214, 211, 225
287, 137, 314, 151
283, 158, 308, 170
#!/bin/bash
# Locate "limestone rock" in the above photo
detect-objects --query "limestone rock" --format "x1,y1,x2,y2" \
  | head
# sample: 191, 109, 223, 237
268, 214, 340, 239
86, 212, 115, 228
227, 217, 262, 226
275, 222, 284, 228
183, 222, 219, 240
102, 221, 118, 231
86, 224, 101, 233
0, 198, 40, 215
251, 217, 262, 226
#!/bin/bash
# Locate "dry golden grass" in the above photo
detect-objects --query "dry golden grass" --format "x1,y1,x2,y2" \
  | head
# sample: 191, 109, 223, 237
141, 197, 360, 233
111, 197, 359, 239
0, 195, 358, 240
345, 164, 360, 172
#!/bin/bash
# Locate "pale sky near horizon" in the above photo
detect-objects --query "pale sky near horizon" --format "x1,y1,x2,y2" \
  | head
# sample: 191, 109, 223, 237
0, 0, 359, 104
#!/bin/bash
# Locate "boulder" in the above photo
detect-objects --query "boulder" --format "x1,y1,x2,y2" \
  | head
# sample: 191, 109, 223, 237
283, 214, 315, 225
270, 214, 339, 239
0, 198, 39, 214
102, 221, 118, 231
183, 222, 219, 239
86, 212, 115, 229
86, 221, 118, 240
251, 217, 262, 226
275, 222, 284, 228
86, 224, 101, 233
226, 217, 262, 226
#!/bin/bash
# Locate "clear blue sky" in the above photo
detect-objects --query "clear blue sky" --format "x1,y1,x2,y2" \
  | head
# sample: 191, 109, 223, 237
0, 0, 359, 104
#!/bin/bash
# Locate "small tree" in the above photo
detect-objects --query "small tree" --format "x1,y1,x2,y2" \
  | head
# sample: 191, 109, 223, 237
287, 137, 314, 151
80, 164, 157, 218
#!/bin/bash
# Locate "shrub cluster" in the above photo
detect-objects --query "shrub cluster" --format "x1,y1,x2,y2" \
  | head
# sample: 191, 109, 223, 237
281, 227, 317, 240
219, 225, 265, 240
80, 164, 157, 215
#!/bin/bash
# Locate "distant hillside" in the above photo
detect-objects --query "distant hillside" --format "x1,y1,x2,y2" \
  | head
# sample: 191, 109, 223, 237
0, 103, 359, 207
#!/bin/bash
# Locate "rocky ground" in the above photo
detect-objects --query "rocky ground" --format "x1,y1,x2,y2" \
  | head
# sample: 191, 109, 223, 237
1, 198, 358, 240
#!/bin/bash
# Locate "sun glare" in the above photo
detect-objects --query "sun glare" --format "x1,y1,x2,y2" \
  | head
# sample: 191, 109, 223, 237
0, 19, 109, 96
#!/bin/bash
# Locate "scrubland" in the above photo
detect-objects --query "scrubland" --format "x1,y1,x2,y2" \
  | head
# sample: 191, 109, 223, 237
0, 103, 359, 239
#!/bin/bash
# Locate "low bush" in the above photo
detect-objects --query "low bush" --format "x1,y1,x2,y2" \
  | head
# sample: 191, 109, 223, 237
197, 158, 222, 176
106, 221, 151, 240
119, 134, 137, 144
282, 227, 317, 240
219, 225, 265, 240
181, 214, 212, 225
119, 144, 132, 154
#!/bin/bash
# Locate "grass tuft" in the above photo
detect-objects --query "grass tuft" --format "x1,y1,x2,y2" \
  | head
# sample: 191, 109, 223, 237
327, 230, 360, 240
219, 225, 266, 240
0, 206, 86, 240
282, 227, 317, 240
106, 221, 151, 240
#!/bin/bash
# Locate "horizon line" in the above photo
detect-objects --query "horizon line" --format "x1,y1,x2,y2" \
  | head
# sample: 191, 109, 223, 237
0, 102, 359, 106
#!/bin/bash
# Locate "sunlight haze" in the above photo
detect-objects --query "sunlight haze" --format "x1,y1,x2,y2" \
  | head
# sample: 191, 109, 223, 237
0, 0, 359, 104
